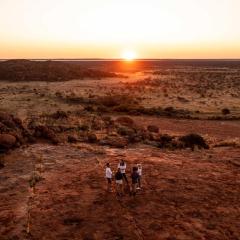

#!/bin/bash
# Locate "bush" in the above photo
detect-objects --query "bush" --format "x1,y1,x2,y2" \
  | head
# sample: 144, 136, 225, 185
51, 110, 68, 119
112, 104, 133, 113
98, 95, 139, 109
78, 125, 89, 131
84, 106, 94, 112
0, 156, 5, 169
158, 134, 174, 148
98, 95, 123, 107
147, 125, 159, 133
179, 133, 209, 150
164, 106, 174, 112
117, 126, 135, 136
97, 105, 109, 113
222, 108, 230, 115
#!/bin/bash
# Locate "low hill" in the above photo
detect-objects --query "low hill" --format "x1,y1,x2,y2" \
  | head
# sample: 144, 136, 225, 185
0, 60, 122, 81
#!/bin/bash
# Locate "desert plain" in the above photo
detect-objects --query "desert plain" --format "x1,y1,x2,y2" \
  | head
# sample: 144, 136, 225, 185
0, 60, 240, 240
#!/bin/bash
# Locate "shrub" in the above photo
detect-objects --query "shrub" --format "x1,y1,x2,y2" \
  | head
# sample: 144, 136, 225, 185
164, 106, 174, 112
98, 94, 139, 109
117, 126, 135, 136
158, 134, 174, 148
112, 104, 133, 113
147, 125, 159, 133
179, 133, 209, 150
222, 108, 230, 115
0, 156, 5, 169
97, 105, 109, 113
84, 106, 94, 112
51, 110, 68, 119
78, 124, 89, 131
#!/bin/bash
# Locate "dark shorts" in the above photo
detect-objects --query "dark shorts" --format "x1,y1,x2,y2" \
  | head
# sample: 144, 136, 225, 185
107, 178, 112, 183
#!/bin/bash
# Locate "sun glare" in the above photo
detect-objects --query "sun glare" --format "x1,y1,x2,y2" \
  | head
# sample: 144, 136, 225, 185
122, 50, 136, 61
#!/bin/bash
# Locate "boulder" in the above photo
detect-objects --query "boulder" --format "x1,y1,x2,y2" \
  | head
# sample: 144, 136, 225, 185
0, 134, 17, 149
100, 136, 128, 148
34, 125, 59, 144
8, 131, 24, 145
87, 133, 98, 143
115, 117, 135, 128
68, 135, 78, 143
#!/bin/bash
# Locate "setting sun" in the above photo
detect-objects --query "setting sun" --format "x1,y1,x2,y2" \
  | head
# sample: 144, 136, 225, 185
122, 50, 136, 61
0, 0, 240, 58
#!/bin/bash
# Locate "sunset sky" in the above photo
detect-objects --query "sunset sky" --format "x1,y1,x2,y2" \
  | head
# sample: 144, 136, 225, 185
0, 0, 240, 59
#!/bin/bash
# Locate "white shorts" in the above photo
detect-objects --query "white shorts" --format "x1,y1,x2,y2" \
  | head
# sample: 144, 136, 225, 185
116, 180, 123, 184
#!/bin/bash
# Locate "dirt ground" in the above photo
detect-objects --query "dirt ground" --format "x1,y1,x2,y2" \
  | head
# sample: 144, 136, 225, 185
1, 120, 240, 240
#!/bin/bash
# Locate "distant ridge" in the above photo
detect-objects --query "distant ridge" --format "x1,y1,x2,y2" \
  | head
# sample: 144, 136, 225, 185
0, 59, 239, 77
0, 59, 124, 81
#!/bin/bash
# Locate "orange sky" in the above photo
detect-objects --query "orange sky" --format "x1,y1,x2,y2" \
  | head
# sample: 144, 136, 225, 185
0, 0, 240, 59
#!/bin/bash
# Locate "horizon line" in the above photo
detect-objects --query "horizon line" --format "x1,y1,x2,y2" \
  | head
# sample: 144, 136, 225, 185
1, 58, 240, 61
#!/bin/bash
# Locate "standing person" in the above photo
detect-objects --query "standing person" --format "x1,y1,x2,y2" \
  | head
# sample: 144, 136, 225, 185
115, 168, 124, 196
137, 164, 142, 189
131, 166, 140, 196
105, 163, 112, 192
118, 160, 128, 184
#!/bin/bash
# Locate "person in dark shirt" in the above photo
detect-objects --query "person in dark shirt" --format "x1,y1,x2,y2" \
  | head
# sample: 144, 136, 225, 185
131, 166, 140, 196
115, 168, 123, 196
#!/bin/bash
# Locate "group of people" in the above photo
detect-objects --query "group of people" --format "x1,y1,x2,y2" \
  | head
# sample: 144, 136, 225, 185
105, 160, 142, 196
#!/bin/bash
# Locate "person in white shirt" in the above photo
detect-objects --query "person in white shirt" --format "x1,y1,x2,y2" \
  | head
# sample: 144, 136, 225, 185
118, 160, 128, 184
137, 164, 142, 189
105, 163, 112, 192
